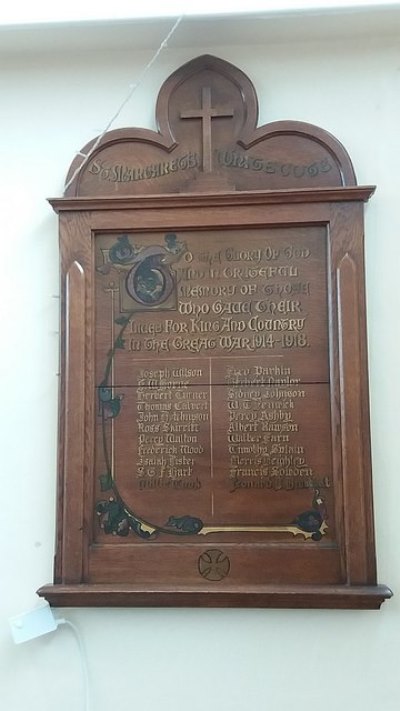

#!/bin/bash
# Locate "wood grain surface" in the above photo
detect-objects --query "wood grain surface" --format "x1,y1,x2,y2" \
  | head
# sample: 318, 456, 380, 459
38, 56, 391, 608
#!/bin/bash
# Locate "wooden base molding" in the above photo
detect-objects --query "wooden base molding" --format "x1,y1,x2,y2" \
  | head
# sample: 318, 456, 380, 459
38, 584, 392, 610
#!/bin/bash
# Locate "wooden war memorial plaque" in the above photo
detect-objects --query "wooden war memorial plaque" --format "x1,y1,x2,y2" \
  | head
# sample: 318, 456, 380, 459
38, 55, 391, 608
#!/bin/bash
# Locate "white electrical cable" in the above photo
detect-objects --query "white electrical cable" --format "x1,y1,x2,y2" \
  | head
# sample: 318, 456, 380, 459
63, 13, 184, 193
56, 618, 90, 711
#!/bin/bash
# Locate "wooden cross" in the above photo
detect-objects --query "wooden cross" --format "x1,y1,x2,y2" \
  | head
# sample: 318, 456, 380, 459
180, 86, 234, 172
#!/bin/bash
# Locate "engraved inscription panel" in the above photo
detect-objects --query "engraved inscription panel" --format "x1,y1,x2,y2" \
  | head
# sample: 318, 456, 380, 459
94, 227, 334, 546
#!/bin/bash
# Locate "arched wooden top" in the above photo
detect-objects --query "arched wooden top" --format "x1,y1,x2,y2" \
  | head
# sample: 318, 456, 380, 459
64, 54, 356, 197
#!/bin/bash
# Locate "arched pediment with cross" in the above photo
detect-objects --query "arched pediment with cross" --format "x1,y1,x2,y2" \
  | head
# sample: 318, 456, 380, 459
65, 54, 356, 197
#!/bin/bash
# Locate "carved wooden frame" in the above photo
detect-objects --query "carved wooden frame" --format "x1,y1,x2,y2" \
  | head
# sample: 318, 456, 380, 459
37, 55, 391, 608
37, 188, 391, 608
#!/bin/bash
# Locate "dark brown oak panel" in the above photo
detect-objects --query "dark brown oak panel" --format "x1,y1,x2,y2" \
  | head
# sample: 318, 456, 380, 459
38, 56, 391, 608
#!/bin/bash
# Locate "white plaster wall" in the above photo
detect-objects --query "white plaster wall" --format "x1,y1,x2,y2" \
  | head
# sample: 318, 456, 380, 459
1, 20, 399, 711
